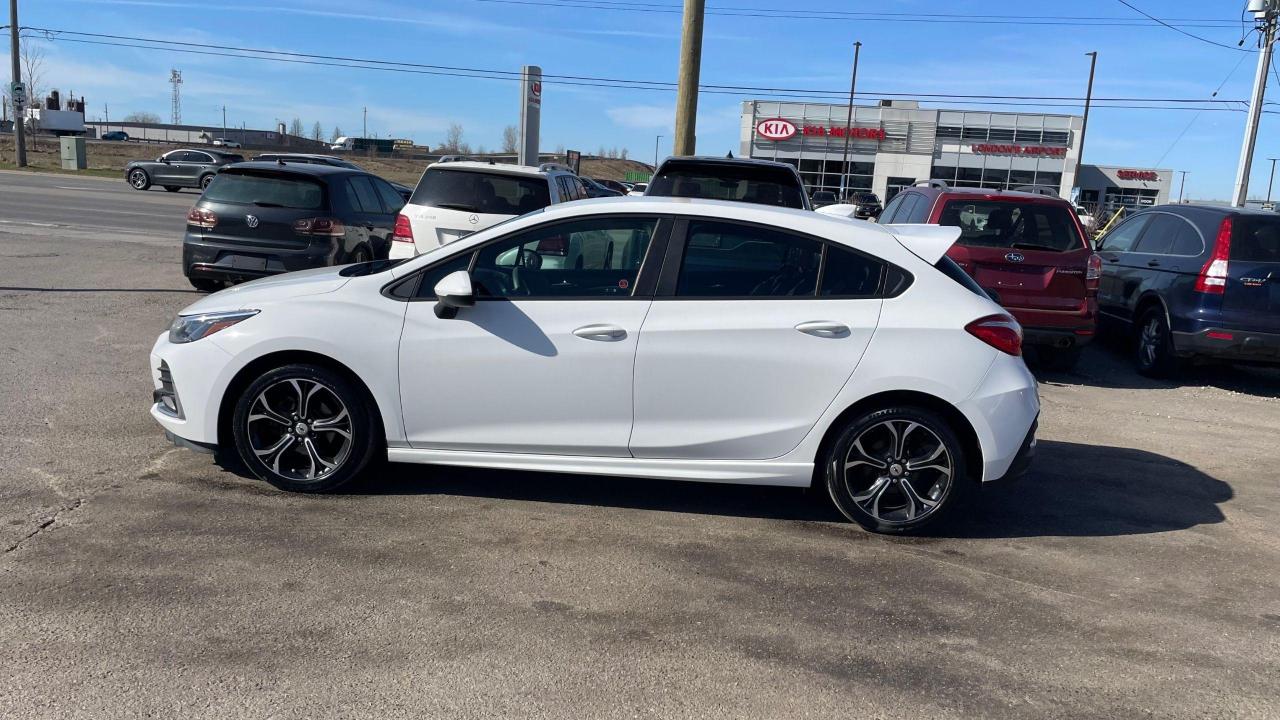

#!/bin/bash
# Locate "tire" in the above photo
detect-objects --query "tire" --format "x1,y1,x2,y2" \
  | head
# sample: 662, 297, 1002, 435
348, 246, 371, 264
1134, 307, 1179, 377
231, 364, 380, 493
199, 174, 216, 190
188, 277, 223, 292
823, 406, 971, 534
1038, 345, 1082, 372
127, 168, 151, 190
164, 186, 181, 193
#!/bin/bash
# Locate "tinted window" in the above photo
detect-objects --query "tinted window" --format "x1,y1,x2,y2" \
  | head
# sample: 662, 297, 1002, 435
879, 194, 907, 223
938, 200, 1084, 252
821, 245, 883, 297
411, 169, 551, 215
890, 194, 921, 223
202, 171, 324, 210
1096, 214, 1151, 253
414, 252, 475, 298
647, 163, 806, 209
470, 216, 657, 298
678, 220, 821, 297
1169, 220, 1204, 256
1232, 216, 1280, 262
348, 176, 382, 213
1133, 214, 1183, 255
372, 179, 405, 214
935, 256, 989, 299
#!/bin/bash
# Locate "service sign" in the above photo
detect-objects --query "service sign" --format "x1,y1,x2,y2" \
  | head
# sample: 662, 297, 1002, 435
755, 118, 797, 141
1117, 169, 1159, 181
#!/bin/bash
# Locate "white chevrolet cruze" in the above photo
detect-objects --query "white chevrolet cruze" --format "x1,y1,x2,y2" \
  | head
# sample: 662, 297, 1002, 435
150, 197, 1038, 534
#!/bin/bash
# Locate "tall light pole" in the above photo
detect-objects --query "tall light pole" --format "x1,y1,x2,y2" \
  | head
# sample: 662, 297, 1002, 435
838, 41, 862, 201
1077, 51, 1098, 185
9, 0, 28, 166
1178, 170, 1188, 203
672, 0, 705, 156
1268, 158, 1279, 204
1233, 3, 1277, 207
654, 134, 662, 169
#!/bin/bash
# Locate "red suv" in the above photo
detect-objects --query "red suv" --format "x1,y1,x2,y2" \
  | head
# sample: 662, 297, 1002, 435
879, 181, 1100, 369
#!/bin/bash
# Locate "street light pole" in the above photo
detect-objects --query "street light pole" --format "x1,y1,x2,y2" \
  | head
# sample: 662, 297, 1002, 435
654, 134, 662, 169
1233, 4, 1277, 207
9, 0, 28, 167
1178, 170, 1188, 203
672, 0, 705, 155
838, 41, 862, 201
222, 105, 226, 139
1077, 51, 1098, 181
1268, 158, 1279, 204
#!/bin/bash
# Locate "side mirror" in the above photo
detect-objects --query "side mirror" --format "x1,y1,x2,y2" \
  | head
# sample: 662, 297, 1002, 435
433, 270, 474, 319
159, 156, 169, 163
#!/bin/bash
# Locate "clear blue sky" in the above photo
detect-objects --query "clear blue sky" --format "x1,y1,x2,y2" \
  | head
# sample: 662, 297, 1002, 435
9, 0, 1280, 200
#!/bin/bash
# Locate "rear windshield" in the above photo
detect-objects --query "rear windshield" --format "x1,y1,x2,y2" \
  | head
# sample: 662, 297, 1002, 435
938, 200, 1083, 252
410, 168, 550, 215
647, 163, 807, 209
1232, 216, 1280, 262
203, 171, 324, 209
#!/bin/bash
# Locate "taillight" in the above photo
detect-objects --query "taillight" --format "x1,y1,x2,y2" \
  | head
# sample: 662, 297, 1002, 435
965, 314, 1023, 356
293, 217, 346, 237
392, 213, 415, 244
186, 207, 217, 229
1085, 253, 1102, 294
1195, 216, 1233, 294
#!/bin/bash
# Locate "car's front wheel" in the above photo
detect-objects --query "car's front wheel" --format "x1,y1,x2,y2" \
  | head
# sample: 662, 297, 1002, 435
128, 168, 151, 190
823, 406, 971, 534
231, 364, 380, 492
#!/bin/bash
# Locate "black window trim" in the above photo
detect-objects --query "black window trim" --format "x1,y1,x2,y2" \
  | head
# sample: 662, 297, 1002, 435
652, 215, 893, 301
1125, 210, 1206, 258
382, 213, 674, 302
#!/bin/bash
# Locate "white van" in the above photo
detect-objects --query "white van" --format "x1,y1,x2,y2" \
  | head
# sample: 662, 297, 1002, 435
390, 161, 589, 259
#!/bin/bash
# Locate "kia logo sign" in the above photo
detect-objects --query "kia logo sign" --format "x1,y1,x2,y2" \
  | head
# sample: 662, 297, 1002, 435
756, 118, 797, 141
1005, 252, 1025, 263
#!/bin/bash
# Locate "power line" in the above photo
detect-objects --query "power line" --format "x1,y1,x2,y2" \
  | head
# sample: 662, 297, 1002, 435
1115, 0, 1252, 51
1154, 52, 1251, 167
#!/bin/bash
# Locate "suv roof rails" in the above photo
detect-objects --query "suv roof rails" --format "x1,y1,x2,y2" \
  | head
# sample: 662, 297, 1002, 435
437, 155, 471, 163
538, 162, 573, 173
914, 179, 949, 190
1012, 184, 1059, 197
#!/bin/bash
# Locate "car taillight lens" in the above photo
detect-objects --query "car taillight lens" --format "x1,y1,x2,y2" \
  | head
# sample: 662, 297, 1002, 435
1085, 253, 1102, 293
293, 217, 346, 237
186, 207, 217, 229
965, 314, 1023, 356
392, 213, 415, 244
1195, 216, 1233, 294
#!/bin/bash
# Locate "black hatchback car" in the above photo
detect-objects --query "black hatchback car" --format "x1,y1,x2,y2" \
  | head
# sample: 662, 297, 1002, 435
645, 156, 811, 210
183, 162, 406, 291
126, 149, 244, 192
1095, 204, 1280, 375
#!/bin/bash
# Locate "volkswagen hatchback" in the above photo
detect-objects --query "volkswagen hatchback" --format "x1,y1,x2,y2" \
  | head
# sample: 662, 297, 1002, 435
149, 197, 1038, 534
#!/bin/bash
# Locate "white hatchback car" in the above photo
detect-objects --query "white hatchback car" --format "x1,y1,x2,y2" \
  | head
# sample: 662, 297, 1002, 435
150, 197, 1039, 534
390, 161, 588, 260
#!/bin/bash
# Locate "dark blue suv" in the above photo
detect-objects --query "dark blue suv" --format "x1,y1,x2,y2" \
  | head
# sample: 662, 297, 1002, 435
1096, 204, 1280, 376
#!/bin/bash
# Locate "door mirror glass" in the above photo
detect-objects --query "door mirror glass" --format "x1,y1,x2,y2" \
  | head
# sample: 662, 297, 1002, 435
433, 270, 474, 319
158, 156, 168, 163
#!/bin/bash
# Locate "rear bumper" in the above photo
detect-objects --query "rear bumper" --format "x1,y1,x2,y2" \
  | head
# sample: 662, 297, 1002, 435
388, 241, 418, 260
1174, 327, 1280, 363
989, 418, 1037, 485
1022, 326, 1095, 349
183, 233, 336, 282
955, 352, 1040, 483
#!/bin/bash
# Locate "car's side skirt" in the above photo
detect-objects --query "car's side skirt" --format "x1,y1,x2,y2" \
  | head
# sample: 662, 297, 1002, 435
386, 448, 814, 487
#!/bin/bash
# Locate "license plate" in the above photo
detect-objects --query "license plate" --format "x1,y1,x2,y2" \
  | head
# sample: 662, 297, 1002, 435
230, 255, 266, 271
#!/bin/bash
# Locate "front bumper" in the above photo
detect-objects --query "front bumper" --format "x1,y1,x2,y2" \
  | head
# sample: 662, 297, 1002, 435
1174, 327, 1280, 363
183, 233, 336, 283
149, 332, 234, 447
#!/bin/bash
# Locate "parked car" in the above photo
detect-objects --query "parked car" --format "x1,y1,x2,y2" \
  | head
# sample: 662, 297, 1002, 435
254, 153, 413, 200
390, 161, 587, 259
645, 156, 810, 210
847, 192, 883, 219
101, 130, 129, 141
578, 176, 624, 198
212, 138, 243, 148
182, 161, 405, 291
811, 190, 838, 209
1095, 204, 1280, 376
149, 197, 1038, 534
627, 182, 648, 196
1075, 205, 1098, 235
593, 178, 630, 194
125, 149, 245, 192
877, 181, 1098, 370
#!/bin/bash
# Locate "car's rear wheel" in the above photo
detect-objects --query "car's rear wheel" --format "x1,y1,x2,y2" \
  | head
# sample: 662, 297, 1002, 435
199, 174, 216, 190
823, 407, 971, 534
348, 246, 371, 264
1135, 307, 1178, 377
231, 364, 380, 493
188, 277, 222, 292
128, 169, 151, 190
164, 186, 181, 193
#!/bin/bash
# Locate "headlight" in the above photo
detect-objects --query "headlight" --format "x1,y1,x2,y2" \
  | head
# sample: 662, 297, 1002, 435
168, 309, 259, 344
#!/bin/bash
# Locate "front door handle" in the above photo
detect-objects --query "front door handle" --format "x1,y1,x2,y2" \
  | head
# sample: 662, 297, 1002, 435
572, 324, 627, 341
795, 321, 850, 337
1147, 259, 1161, 267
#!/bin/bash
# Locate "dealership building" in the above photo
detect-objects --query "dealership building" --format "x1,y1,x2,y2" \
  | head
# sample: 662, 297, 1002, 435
740, 99, 1172, 208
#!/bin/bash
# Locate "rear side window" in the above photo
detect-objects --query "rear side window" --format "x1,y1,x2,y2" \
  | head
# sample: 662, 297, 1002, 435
411, 169, 551, 215
372, 179, 405, 214
879, 194, 908, 223
647, 164, 806, 209
821, 245, 883, 297
1133, 214, 1182, 255
938, 200, 1084, 252
1231, 216, 1280, 262
678, 220, 821, 297
935, 256, 989, 299
202, 172, 324, 210
347, 176, 382, 213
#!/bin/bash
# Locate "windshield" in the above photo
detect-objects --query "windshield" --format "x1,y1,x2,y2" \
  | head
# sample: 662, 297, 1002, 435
938, 200, 1083, 252
647, 163, 806, 209
410, 168, 551, 215
202, 171, 324, 209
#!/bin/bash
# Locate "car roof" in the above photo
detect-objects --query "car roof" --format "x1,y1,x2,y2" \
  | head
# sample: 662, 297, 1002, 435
915, 186, 1071, 203
427, 160, 550, 177
1155, 202, 1278, 216
224, 161, 358, 176
537, 195, 892, 235
657, 155, 798, 171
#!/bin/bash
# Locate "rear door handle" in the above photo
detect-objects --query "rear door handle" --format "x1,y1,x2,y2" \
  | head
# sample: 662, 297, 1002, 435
572, 324, 627, 341
1147, 259, 1161, 267
795, 321, 850, 337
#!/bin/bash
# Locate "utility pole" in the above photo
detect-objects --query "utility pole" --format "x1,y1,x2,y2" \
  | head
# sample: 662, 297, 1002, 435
1269, 158, 1279, 204
838, 42, 862, 201
1178, 170, 1188, 203
1077, 52, 1098, 179
362, 106, 367, 139
1233, 1, 1278, 207
672, 0, 705, 156
654, 134, 662, 169
9, 0, 28, 166
221, 105, 226, 138
104, 103, 108, 124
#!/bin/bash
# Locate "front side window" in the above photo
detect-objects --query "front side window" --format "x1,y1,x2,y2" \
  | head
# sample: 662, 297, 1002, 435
1096, 214, 1152, 253
677, 220, 822, 297
410, 169, 551, 215
470, 216, 658, 298
937, 200, 1085, 252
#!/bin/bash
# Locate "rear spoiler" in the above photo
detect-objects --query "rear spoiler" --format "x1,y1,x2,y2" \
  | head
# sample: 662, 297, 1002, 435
814, 203, 862, 219
881, 224, 962, 265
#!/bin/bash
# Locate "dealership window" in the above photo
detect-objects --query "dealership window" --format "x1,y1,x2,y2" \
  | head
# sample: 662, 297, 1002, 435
1013, 129, 1043, 144
1009, 169, 1036, 187
1035, 171, 1062, 188
982, 168, 1010, 189
1042, 130, 1070, 146
936, 126, 962, 140
988, 127, 1016, 142
962, 127, 988, 140
1104, 186, 1159, 209
931, 165, 959, 183
955, 167, 983, 188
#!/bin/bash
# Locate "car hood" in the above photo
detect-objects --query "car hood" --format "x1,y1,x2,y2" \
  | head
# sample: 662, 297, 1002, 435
177, 266, 352, 315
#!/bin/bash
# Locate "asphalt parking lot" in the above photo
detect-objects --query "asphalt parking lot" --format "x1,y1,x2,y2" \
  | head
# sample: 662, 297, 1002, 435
2, 170, 1278, 719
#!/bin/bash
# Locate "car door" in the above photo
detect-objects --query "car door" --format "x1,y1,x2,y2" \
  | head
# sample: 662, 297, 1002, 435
629, 218, 884, 460
344, 175, 389, 256
1222, 214, 1280, 333
177, 151, 211, 186
398, 214, 667, 456
153, 151, 183, 184
368, 177, 406, 257
1095, 213, 1152, 322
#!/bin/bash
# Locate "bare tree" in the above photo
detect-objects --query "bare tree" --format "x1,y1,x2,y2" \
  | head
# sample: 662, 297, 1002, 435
289, 117, 304, 137
459, 142, 473, 155
555, 143, 565, 154
442, 123, 464, 152
476, 144, 487, 155
501, 125, 519, 153
21, 44, 46, 106
331, 126, 344, 141
597, 145, 606, 158
620, 148, 629, 160
123, 111, 162, 124
311, 121, 323, 141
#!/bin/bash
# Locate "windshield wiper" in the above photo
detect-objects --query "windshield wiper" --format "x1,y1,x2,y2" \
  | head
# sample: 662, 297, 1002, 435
1010, 242, 1062, 252
252, 201, 285, 208
435, 202, 481, 212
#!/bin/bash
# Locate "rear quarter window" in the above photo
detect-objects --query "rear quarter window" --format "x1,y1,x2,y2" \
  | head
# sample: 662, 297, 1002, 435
202, 172, 325, 210
1232, 216, 1280, 262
